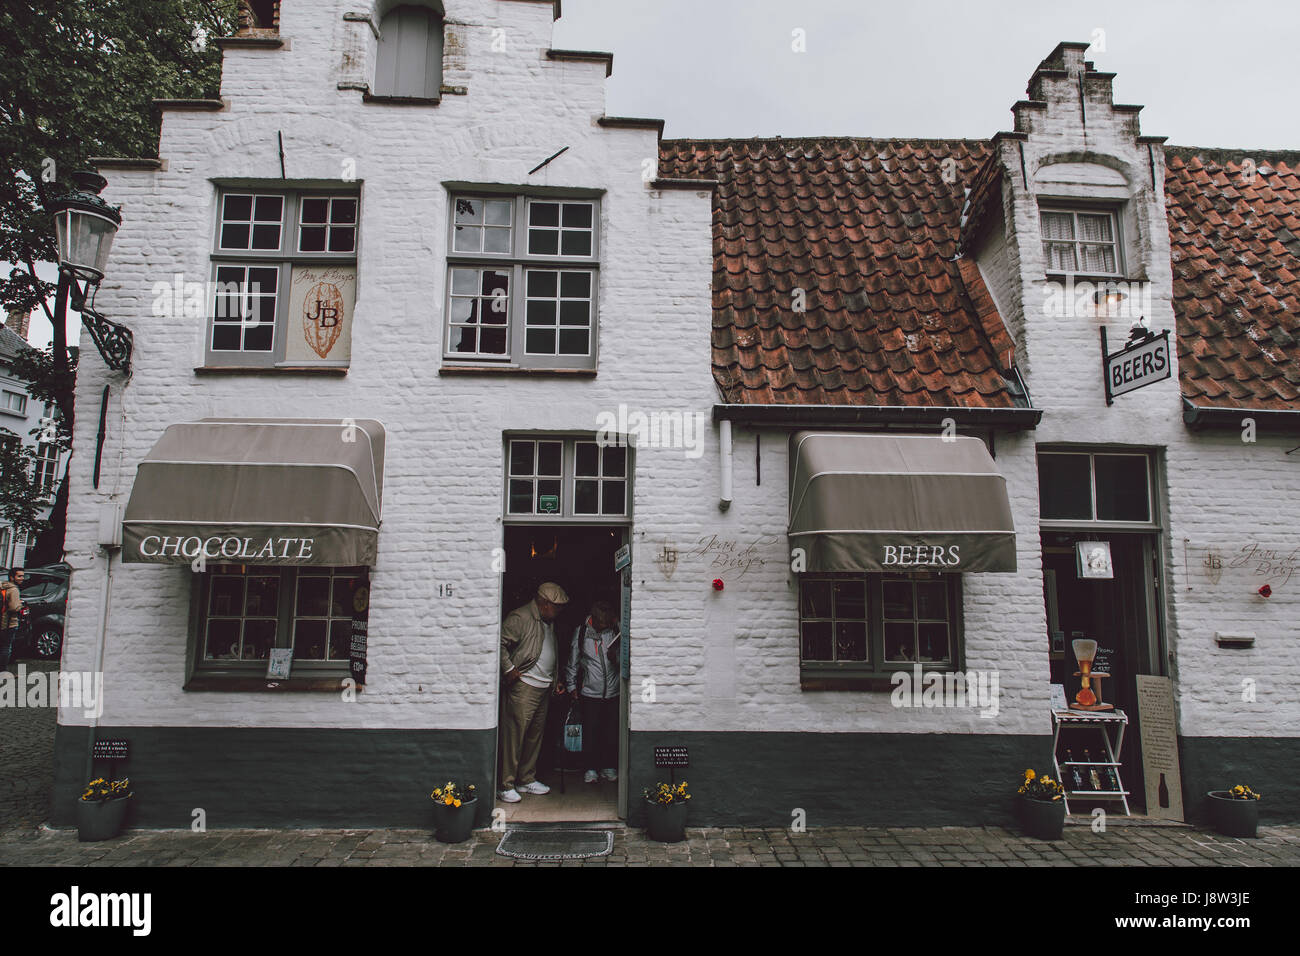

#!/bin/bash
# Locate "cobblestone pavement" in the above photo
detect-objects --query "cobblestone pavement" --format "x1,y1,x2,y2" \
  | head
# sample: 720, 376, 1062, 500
2, 820, 1298, 866
0, 661, 58, 834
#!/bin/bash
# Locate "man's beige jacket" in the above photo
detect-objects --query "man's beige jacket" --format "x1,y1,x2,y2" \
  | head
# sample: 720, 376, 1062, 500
500, 599, 550, 678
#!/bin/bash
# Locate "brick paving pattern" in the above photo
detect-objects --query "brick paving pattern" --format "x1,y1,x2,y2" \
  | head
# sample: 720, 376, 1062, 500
2, 822, 1298, 867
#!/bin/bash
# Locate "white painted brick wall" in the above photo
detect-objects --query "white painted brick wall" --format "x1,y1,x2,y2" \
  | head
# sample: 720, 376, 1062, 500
977, 45, 1299, 741
61, 0, 718, 732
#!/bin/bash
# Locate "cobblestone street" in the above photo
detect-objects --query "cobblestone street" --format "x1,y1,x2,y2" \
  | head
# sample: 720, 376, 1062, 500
3, 820, 1299, 867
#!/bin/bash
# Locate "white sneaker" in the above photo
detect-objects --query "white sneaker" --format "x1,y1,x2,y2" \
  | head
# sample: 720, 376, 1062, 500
518, 780, 551, 795
499, 788, 521, 803
600, 768, 618, 782
583, 770, 599, 784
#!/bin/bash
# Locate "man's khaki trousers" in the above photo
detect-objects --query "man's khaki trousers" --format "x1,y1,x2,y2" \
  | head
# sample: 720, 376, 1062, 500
500, 680, 551, 790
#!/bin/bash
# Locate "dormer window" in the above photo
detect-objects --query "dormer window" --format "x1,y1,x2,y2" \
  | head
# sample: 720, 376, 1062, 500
1040, 208, 1121, 276
374, 4, 445, 100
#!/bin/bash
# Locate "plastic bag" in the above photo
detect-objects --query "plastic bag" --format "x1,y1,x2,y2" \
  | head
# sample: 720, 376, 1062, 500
562, 700, 583, 753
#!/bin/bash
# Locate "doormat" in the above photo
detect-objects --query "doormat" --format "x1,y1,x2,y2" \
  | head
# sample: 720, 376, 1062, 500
495, 829, 614, 861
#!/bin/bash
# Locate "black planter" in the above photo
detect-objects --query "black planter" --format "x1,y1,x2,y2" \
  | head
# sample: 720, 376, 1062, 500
76, 797, 130, 842
1016, 795, 1065, 840
1206, 791, 1259, 838
644, 799, 689, 843
432, 797, 478, 843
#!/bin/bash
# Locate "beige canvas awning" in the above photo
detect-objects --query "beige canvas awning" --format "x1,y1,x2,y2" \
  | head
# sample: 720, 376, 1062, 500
123, 419, 385, 566
788, 431, 1016, 573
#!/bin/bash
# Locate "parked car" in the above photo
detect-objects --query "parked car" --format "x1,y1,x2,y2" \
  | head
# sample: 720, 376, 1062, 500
1, 562, 70, 660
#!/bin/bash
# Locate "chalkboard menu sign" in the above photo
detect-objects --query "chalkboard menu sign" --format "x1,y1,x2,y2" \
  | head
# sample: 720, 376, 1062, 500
92, 739, 129, 761
349, 571, 370, 686
654, 746, 689, 768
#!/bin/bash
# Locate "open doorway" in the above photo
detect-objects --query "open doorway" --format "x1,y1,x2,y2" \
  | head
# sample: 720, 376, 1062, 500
1042, 530, 1164, 813
496, 524, 626, 823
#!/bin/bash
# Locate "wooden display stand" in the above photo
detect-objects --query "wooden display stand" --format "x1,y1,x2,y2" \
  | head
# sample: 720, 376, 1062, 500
1050, 708, 1130, 815
1068, 670, 1114, 711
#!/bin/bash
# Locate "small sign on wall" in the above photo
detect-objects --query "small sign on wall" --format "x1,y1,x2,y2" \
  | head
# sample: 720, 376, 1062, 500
1077, 540, 1114, 579
653, 746, 689, 768
266, 648, 293, 680
91, 739, 129, 761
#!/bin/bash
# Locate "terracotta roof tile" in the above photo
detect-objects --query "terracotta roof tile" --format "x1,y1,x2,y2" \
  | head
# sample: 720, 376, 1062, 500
1166, 149, 1300, 411
659, 137, 1023, 407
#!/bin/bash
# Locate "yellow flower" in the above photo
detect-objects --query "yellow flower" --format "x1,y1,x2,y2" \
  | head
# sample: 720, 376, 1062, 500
453, 799, 461, 808
444, 795, 454, 805
1024, 769, 1035, 781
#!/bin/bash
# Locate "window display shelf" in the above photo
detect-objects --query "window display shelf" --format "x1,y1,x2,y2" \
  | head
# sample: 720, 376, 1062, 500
1050, 708, 1131, 816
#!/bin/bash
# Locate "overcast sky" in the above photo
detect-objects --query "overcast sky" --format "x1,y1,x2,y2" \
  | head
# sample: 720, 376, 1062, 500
553, 0, 1300, 146
21, 0, 1299, 349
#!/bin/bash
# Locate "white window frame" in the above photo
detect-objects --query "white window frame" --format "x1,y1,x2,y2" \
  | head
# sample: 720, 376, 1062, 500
1040, 207, 1123, 277
445, 192, 600, 370
503, 435, 630, 523
1, 390, 27, 415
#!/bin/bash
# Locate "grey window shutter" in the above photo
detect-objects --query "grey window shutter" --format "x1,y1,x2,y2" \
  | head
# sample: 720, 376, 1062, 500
375, 6, 443, 98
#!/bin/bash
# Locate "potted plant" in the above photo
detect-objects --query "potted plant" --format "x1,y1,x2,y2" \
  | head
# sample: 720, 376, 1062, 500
1016, 769, 1065, 840
430, 781, 478, 843
642, 781, 691, 843
77, 778, 132, 842
1207, 784, 1261, 838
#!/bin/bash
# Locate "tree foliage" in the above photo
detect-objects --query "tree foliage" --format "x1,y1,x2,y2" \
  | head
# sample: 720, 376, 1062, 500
0, 0, 238, 562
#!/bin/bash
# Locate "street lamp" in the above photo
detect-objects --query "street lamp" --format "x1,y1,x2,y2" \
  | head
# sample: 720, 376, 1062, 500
45, 171, 133, 373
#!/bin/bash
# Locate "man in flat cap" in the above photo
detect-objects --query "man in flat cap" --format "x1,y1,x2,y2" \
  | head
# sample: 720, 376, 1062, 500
498, 581, 569, 803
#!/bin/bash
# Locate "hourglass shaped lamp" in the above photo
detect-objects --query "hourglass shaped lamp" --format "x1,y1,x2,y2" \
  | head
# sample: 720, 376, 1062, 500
1072, 638, 1098, 707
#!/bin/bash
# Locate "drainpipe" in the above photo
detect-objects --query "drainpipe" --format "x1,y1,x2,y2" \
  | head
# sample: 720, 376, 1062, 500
718, 419, 733, 511
85, 503, 121, 785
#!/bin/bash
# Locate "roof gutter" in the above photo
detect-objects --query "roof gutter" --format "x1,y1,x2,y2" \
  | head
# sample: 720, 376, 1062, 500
1182, 399, 1300, 433
712, 404, 1042, 430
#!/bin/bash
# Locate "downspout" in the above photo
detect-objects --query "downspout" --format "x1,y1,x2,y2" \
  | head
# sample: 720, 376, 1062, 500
718, 419, 733, 511
85, 504, 120, 786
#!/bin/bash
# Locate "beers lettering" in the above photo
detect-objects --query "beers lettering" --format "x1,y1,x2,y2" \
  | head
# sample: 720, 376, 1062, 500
139, 535, 314, 560
882, 544, 961, 567
1110, 341, 1167, 388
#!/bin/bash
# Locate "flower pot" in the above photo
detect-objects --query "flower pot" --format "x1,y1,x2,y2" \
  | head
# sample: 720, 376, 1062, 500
77, 797, 130, 842
432, 797, 478, 843
1207, 791, 1258, 838
644, 799, 689, 843
1017, 795, 1065, 840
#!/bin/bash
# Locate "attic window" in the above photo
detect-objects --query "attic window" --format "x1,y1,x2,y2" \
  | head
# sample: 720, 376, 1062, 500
1040, 209, 1121, 276
236, 0, 279, 36
374, 5, 445, 99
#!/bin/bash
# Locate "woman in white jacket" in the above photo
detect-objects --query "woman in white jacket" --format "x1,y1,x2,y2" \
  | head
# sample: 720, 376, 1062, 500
564, 599, 621, 783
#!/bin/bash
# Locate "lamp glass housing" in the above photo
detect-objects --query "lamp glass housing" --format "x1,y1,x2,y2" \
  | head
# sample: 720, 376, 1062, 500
53, 206, 119, 280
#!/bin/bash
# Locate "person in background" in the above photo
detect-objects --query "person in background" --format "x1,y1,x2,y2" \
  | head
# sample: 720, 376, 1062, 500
0, 568, 25, 669
498, 581, 569, 803
565, 598, 621, 784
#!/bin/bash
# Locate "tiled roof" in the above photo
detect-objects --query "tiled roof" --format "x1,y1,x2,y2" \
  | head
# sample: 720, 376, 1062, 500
658, 138, 1025, 407
0, 326, 35, 364
1165, 149, 1300, 410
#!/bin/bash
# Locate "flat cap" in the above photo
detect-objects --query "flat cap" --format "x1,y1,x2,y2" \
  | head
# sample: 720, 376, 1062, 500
537, 582, 569, 605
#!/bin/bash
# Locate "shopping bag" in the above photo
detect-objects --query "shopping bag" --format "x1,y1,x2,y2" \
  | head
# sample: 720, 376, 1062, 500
562, 700, 584, 753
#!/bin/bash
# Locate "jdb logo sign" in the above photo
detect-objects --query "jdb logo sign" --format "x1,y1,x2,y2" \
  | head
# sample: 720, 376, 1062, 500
1103, 329, 1171, 404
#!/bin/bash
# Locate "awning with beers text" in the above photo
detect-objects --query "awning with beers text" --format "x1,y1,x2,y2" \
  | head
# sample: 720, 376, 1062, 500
122, 419, 385, 567
788, 431, 1016, 573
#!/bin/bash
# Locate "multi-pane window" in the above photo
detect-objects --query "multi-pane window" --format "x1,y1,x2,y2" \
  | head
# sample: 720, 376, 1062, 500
574, 441, 627, 516
799, 578, 868, 664
1040, 209, 1120, 275
798, 573, 963, 678
34, 442, 59, 498
1038, 451, 1152, 523
447, 193, 599, 369
1, 390, 26, 414
198, 565, 362, 670
505, 437, 630, 521
882, 577, 953, 664
508, 439, 563, 515
208, 188, 359, 368
292, 569, 356, 662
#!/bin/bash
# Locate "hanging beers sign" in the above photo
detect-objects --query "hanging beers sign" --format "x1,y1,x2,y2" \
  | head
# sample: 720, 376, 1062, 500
1101, 327, 1171, 404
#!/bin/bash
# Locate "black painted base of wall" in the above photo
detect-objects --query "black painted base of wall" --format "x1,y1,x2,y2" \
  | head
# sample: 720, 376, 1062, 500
628, 731, 1052, 827
50, 725, 1298, 829
1178, 736, 1299, 825
52, 724, 496, 830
